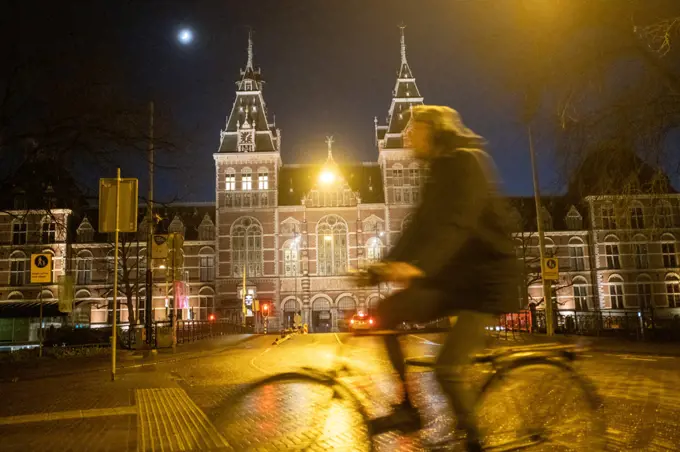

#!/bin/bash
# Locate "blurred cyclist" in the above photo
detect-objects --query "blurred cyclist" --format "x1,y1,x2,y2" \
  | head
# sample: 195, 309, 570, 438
367, 105, 520, 451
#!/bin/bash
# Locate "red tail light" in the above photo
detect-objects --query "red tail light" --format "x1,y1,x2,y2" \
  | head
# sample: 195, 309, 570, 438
208, 314, 216, 321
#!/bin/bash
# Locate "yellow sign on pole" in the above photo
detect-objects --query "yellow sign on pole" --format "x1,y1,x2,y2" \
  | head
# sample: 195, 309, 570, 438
99, 177, 138, 233
542, 257, 559, 281
30, 253, 53, 284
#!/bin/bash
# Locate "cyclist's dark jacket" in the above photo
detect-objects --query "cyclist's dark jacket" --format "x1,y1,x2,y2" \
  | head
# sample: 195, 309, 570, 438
386, 146, 520, 315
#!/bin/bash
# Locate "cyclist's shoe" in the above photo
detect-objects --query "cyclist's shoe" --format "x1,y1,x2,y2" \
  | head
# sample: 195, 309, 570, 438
370, 402, 422, 435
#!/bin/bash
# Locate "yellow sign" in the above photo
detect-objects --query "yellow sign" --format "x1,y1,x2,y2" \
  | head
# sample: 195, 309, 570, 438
542, 257, 559, 281
31, 253, 53, 284
98, 177, 139, 233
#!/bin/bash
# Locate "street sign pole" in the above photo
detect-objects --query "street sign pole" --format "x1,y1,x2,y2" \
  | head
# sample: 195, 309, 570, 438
38, 287, 43, 357
111, 168, 122, 381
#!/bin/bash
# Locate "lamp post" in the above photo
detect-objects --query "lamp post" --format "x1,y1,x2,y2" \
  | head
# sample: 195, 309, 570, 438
528, 125, 554, 336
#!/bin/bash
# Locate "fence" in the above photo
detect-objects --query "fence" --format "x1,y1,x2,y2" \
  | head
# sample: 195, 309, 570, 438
491, 308, 680, 342
119, 320, 247, 349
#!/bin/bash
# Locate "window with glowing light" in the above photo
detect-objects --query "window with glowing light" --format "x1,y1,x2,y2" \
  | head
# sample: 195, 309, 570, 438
283, 239, 299, 276
258, 168, 269, 190
231, 217, 263, 277
572, 277, 588, 311
241, 168, 252, 190
366, 237, 383, 263
317, 215, 348, 276
225, 168, 236, 191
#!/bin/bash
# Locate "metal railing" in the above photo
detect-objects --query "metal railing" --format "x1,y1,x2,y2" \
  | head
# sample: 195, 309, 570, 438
117, 320, 246, 349
491, 308, 680, 342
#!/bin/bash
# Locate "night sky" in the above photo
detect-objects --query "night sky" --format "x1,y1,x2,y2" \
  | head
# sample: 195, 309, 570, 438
6, 0, 561, 203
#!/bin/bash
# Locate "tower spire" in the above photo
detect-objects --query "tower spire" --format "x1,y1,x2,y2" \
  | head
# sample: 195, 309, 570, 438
246, 28, 254, 70
325, 136, 334, 161
400, 24, 407, 66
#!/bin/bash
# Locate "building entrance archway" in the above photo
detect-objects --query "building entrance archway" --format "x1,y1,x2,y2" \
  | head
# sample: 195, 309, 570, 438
312, 299, 331, 333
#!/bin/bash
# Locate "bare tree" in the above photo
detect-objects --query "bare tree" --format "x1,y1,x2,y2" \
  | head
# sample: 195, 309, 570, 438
98, 232, 145, 327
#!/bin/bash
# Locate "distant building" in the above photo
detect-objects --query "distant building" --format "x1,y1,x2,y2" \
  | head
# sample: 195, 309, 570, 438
1, 29, 678, 340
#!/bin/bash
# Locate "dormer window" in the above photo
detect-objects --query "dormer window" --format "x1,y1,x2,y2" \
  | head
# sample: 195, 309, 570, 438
244, 80, 253, 90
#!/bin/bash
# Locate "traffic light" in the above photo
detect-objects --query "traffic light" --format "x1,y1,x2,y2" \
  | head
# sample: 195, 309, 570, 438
262, 303, 269, 316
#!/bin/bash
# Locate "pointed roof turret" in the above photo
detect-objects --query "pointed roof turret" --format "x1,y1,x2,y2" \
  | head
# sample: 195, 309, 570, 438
325, 136, 334, 162
218, 30, 280, 153
375, 25, 424, 151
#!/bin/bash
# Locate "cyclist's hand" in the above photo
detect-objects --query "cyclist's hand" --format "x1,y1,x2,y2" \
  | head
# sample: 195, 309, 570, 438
382, 262, 424, 284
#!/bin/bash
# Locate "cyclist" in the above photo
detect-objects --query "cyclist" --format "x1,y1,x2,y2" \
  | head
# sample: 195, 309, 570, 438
367, 105, 520, 451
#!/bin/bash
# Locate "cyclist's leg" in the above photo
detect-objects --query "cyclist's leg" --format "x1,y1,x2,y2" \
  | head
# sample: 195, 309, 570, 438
377, 283, 443, 406
434, 310, 494, 442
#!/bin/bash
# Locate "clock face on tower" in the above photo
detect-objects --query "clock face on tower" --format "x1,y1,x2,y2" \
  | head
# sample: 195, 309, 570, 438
240, 131, 253, 143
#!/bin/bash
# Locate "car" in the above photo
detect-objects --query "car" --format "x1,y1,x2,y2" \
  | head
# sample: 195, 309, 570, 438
349, 313, 375, 332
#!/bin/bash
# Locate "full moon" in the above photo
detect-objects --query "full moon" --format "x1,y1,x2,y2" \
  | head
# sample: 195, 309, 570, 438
177, 28, 193, 44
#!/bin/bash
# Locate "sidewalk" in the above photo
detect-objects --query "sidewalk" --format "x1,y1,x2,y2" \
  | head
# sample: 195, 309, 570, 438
0, 334, 258, 383
491, 332, 680, 357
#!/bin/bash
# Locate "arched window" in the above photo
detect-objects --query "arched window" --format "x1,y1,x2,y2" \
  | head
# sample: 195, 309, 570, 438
568, 237, 585, 271
572, 276, 588, 311
257, 167, 269, 190
76, 250, 93, 285
241, 167, 252, 191
629, 202, 645, 229
11, 219, 27, 245
665, 274, 679, 308
603, 235, 621, 270
655, 200, 673, 228
631, 234, 649, 269
231, 217, 263, 277
198, 214, 215, 241
283, 239, 300, 277
565, 206, 583, 230
225, 167, 236, 191
198, 247, 215, 282
607, 275, 625, 309
636, 274, 653, 309
661, 233, 677, 268
41, 216, 57, 243
168, 215, 184, 235
9, 251, 29, 286
601, 204, 616, 229
77, 217, 95, 243
544, 237, 556, 257
198, 287, 215, 321
366, 237, 383, 263
337, 296, 357, 324
8, 291, 24, 300
317, 215, 348, 276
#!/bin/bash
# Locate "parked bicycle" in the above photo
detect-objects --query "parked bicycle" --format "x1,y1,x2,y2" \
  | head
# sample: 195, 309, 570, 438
214, 330, 606, 451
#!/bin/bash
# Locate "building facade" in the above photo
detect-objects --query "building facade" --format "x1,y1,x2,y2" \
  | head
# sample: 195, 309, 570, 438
1, 29, 679, 338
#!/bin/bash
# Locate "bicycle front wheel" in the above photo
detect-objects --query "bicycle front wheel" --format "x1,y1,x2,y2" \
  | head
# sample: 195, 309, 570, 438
213, 371, 373, 451
475, 358, 606, 451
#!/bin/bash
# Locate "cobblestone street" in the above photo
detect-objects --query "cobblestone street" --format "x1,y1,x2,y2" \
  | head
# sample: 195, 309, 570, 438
1, 333, 679, 451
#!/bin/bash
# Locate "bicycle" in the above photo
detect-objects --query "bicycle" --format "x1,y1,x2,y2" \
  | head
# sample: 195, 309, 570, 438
213, 332, 605, 451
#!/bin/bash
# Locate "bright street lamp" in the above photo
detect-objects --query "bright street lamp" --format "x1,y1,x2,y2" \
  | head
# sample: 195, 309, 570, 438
177, 28, 194, 45
319, 170, 336, 184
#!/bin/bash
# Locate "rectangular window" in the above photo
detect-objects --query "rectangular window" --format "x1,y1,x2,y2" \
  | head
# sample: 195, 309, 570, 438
573, 285, 588, 311
225, 174, 236, 191
601, 207, 616, 229
242, 174, 252, 191
605, 244, 620, 269
76, 259, 93, 285
42, 222, 57, 243
610, 283, 624, 309
199, 256, 215, 282
637, 283, 652, 308
392, 168, 403, 186
662, 243, 677, 268
634, 244, 649, 269
12, 223, 27, 245
569, 246, 585, 271
10, 259, 28, 286
258, 172, 269, 190
630, 207, 644, 229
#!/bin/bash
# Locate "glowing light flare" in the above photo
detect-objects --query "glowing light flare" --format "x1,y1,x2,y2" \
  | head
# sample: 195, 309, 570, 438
177, 28, 194, 45
324, 235, 333, 242
318, 170, 336, 184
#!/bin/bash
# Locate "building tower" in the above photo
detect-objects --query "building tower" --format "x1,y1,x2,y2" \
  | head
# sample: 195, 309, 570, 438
213, 31, 282, 324
375, 26, 425, 248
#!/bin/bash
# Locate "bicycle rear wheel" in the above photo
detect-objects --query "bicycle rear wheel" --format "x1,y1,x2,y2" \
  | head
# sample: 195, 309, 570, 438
213, 371, 373, 451
475, 358, 606, 451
